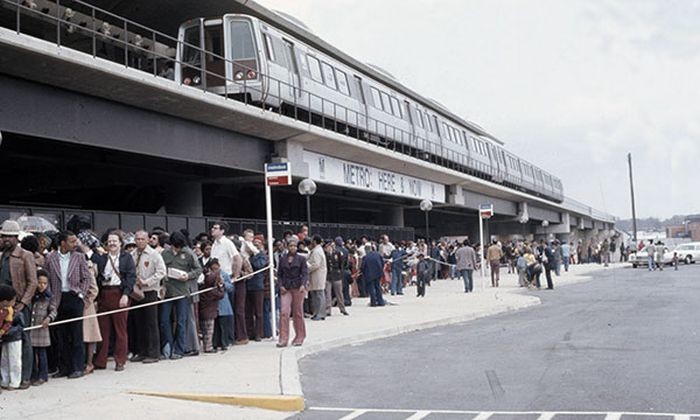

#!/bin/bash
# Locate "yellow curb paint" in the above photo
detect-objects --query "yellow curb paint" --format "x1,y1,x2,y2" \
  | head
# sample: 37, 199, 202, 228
130, 391, 305, 412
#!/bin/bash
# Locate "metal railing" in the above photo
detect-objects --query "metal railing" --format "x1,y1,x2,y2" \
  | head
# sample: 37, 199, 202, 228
0, 0, 564, 203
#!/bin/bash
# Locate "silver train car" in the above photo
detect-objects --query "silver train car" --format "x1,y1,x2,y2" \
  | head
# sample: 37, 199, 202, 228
174, 14, 564, 203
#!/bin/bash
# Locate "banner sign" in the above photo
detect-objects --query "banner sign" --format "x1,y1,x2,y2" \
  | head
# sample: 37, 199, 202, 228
303, 151, 445, 203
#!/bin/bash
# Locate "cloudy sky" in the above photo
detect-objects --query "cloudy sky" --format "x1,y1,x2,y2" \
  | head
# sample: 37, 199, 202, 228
257, 0, 699, 219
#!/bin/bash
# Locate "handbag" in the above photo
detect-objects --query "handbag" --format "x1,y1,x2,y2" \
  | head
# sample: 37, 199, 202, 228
122, 252, 144, 302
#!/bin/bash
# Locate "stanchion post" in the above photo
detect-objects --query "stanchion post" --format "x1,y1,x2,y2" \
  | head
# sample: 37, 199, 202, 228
479, 212, 485, 290
265, 182, 277, 339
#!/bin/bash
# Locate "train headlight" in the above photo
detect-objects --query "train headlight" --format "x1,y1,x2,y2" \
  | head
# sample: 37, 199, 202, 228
246, 70, 257, 79
192, 76, 201, 85
234, 71, 245, 80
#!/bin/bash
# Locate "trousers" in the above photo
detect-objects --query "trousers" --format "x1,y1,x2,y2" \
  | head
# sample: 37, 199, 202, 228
245, 289, 264, 340
309, 289, 326, 319
0, 341, 21, 388
54, 292, 84, 375
490, 260, 500, 287
234, 281, 248, 341
325, 280, 346, 315
460, 269, 474, 292
278, 288, 305, 345
95, 288, 130, 367
131, 291, 160, 359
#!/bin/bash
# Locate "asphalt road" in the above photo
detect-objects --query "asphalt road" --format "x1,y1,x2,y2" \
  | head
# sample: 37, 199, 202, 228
292, 264, 700, 418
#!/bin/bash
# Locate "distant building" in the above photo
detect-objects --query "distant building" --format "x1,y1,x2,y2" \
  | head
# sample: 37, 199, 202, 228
666, 215, 700, 242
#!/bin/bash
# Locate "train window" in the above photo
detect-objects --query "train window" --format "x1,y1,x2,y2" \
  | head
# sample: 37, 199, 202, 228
354, 76, 366, 104
380, 91, 391, 113
229, 20, 256, 59
321, 62, 337, 89
307, 55, 323, 83
432, 115, 439, 134
426, 113, 433, 132
272, 37, 288, 67
335, 68, 350, 95
370, 87, 382, 109
262, 33, 275, 61
415, 109, 424, 128
390, 97, 402, 117
441, 123, 448, 139
182, 26, 201, 67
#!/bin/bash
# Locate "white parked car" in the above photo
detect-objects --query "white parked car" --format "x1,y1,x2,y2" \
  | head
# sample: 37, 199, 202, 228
630, 247, 673, 268
672, 242, 700, 265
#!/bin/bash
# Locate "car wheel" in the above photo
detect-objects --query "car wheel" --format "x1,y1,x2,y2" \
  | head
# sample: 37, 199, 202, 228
685, 255, 692, 265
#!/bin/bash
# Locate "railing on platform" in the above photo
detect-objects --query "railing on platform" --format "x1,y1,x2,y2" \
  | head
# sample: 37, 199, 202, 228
0, 0, 564, 203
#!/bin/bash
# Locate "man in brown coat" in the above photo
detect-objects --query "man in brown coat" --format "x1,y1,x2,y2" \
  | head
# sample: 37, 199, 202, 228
0, 220, 38, 389
45, 230, 92, 379
486, 240, 504, 287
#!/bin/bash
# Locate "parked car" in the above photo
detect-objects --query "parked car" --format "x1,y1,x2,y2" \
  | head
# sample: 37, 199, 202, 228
630, 247, 673, 268
672, 242, 700, 265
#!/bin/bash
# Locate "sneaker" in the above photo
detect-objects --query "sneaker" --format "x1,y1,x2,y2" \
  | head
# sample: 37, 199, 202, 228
130, 355, 145, 363
170, 354, 183, 360
19, 381, 31, 390
67, 371, 84, 379
142, 357, 159, 364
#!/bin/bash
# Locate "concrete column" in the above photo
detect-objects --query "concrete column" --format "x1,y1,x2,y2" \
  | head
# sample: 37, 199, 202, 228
165, 182, 203, 216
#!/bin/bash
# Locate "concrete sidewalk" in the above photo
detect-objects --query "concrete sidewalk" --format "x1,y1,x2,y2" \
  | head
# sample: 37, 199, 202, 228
0, 262, 614, 419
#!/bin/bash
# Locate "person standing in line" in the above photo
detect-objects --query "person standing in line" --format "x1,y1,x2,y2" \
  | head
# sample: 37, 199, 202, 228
199, 259, 225, 353
0, 220, 38, 389
601, 239, 610, 267
655, 241, 665, 271
486, 240, 503, 287
0, 285, 24, 390
306, 235, 327, 320
245, 238, 268, 342
561, 242, 571, 272
455, 240, 477, 293
543, 241, 555, 290
644, 240, 656, 271
89, 231, 136, 372
553, 241, 562, 276
415, 253, 431, 297
160, 231, 202, 359
29, 270, 55, 385
210, 222, 242, 345
45, 230, 91, 379
129, 230, 166, 364
360, 245, 386, 307
324, 241, 348, 316
277, 238, 308, 347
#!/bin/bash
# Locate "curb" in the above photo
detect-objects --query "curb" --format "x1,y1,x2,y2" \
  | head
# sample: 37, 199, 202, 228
130, 391, 305, 412
280, 293, 542, 396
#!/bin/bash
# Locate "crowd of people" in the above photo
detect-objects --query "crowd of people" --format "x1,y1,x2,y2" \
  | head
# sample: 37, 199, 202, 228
0, 215, 625, 392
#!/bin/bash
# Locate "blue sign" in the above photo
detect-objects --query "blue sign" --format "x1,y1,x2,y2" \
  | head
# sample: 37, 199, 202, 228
265, 162, 289, 172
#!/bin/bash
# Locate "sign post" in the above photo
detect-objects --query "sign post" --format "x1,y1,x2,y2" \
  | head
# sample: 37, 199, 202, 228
479, 203, 494, 290
264, 162, 291, 339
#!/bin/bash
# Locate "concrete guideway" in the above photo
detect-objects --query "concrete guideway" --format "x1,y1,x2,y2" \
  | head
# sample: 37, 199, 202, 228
0, 264, 609, 419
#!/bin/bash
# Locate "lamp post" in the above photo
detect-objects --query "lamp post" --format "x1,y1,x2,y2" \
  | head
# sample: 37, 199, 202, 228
298, 178, 317, 234
420, 199, 434, 277
542, 220, 550, 242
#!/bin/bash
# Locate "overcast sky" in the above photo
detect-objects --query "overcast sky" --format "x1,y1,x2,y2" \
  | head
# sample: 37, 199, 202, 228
257, 0, 699, 220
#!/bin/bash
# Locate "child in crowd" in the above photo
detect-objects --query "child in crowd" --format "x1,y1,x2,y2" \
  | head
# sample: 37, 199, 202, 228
30, 270, 57, 385
0, 285, 25, 390
415, 253, 431, 298
214, 265, 235, 351
199, 259, 225, 353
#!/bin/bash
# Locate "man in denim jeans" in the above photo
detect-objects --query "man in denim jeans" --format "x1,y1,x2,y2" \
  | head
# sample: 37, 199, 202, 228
455, 240, 478, 293
644, 240, 656, 271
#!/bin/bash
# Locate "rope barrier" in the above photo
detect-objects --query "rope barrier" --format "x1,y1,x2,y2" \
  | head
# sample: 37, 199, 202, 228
23, 265, 271, 332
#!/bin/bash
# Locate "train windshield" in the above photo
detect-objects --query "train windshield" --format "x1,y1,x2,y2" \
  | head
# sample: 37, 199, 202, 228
228, 19, 258, 80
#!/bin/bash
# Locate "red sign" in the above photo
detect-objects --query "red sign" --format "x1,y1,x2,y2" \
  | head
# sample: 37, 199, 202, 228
266, 175, 290, 186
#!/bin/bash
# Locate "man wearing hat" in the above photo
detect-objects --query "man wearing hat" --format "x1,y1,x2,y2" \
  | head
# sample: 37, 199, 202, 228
0, 219, 38, 389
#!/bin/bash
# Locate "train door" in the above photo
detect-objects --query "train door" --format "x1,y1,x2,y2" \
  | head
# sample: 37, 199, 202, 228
222, 15, 264, 97
354, 75, 368, 131
176, 19, 204, 87
282, 39, 301, 101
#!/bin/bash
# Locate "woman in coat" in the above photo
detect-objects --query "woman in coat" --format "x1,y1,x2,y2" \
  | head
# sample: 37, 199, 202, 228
276, 239, 308, 347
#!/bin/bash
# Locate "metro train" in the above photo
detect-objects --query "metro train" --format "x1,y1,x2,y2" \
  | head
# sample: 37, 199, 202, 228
174, 13, 564, 203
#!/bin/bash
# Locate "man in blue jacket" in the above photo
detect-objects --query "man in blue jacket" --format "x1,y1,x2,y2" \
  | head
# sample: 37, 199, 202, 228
360, 245, 385, 307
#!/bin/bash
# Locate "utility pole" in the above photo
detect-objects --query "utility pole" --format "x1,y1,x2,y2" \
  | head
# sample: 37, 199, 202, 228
627, 153, 638, 244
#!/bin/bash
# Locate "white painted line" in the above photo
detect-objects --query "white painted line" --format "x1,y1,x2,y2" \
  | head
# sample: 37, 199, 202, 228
674, 416, 691, 420
338, 410, 368, 420
405, 411, 432, 420
605, 413, 622, 420
537, 413, 556, 420
473, 412, 494, 420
